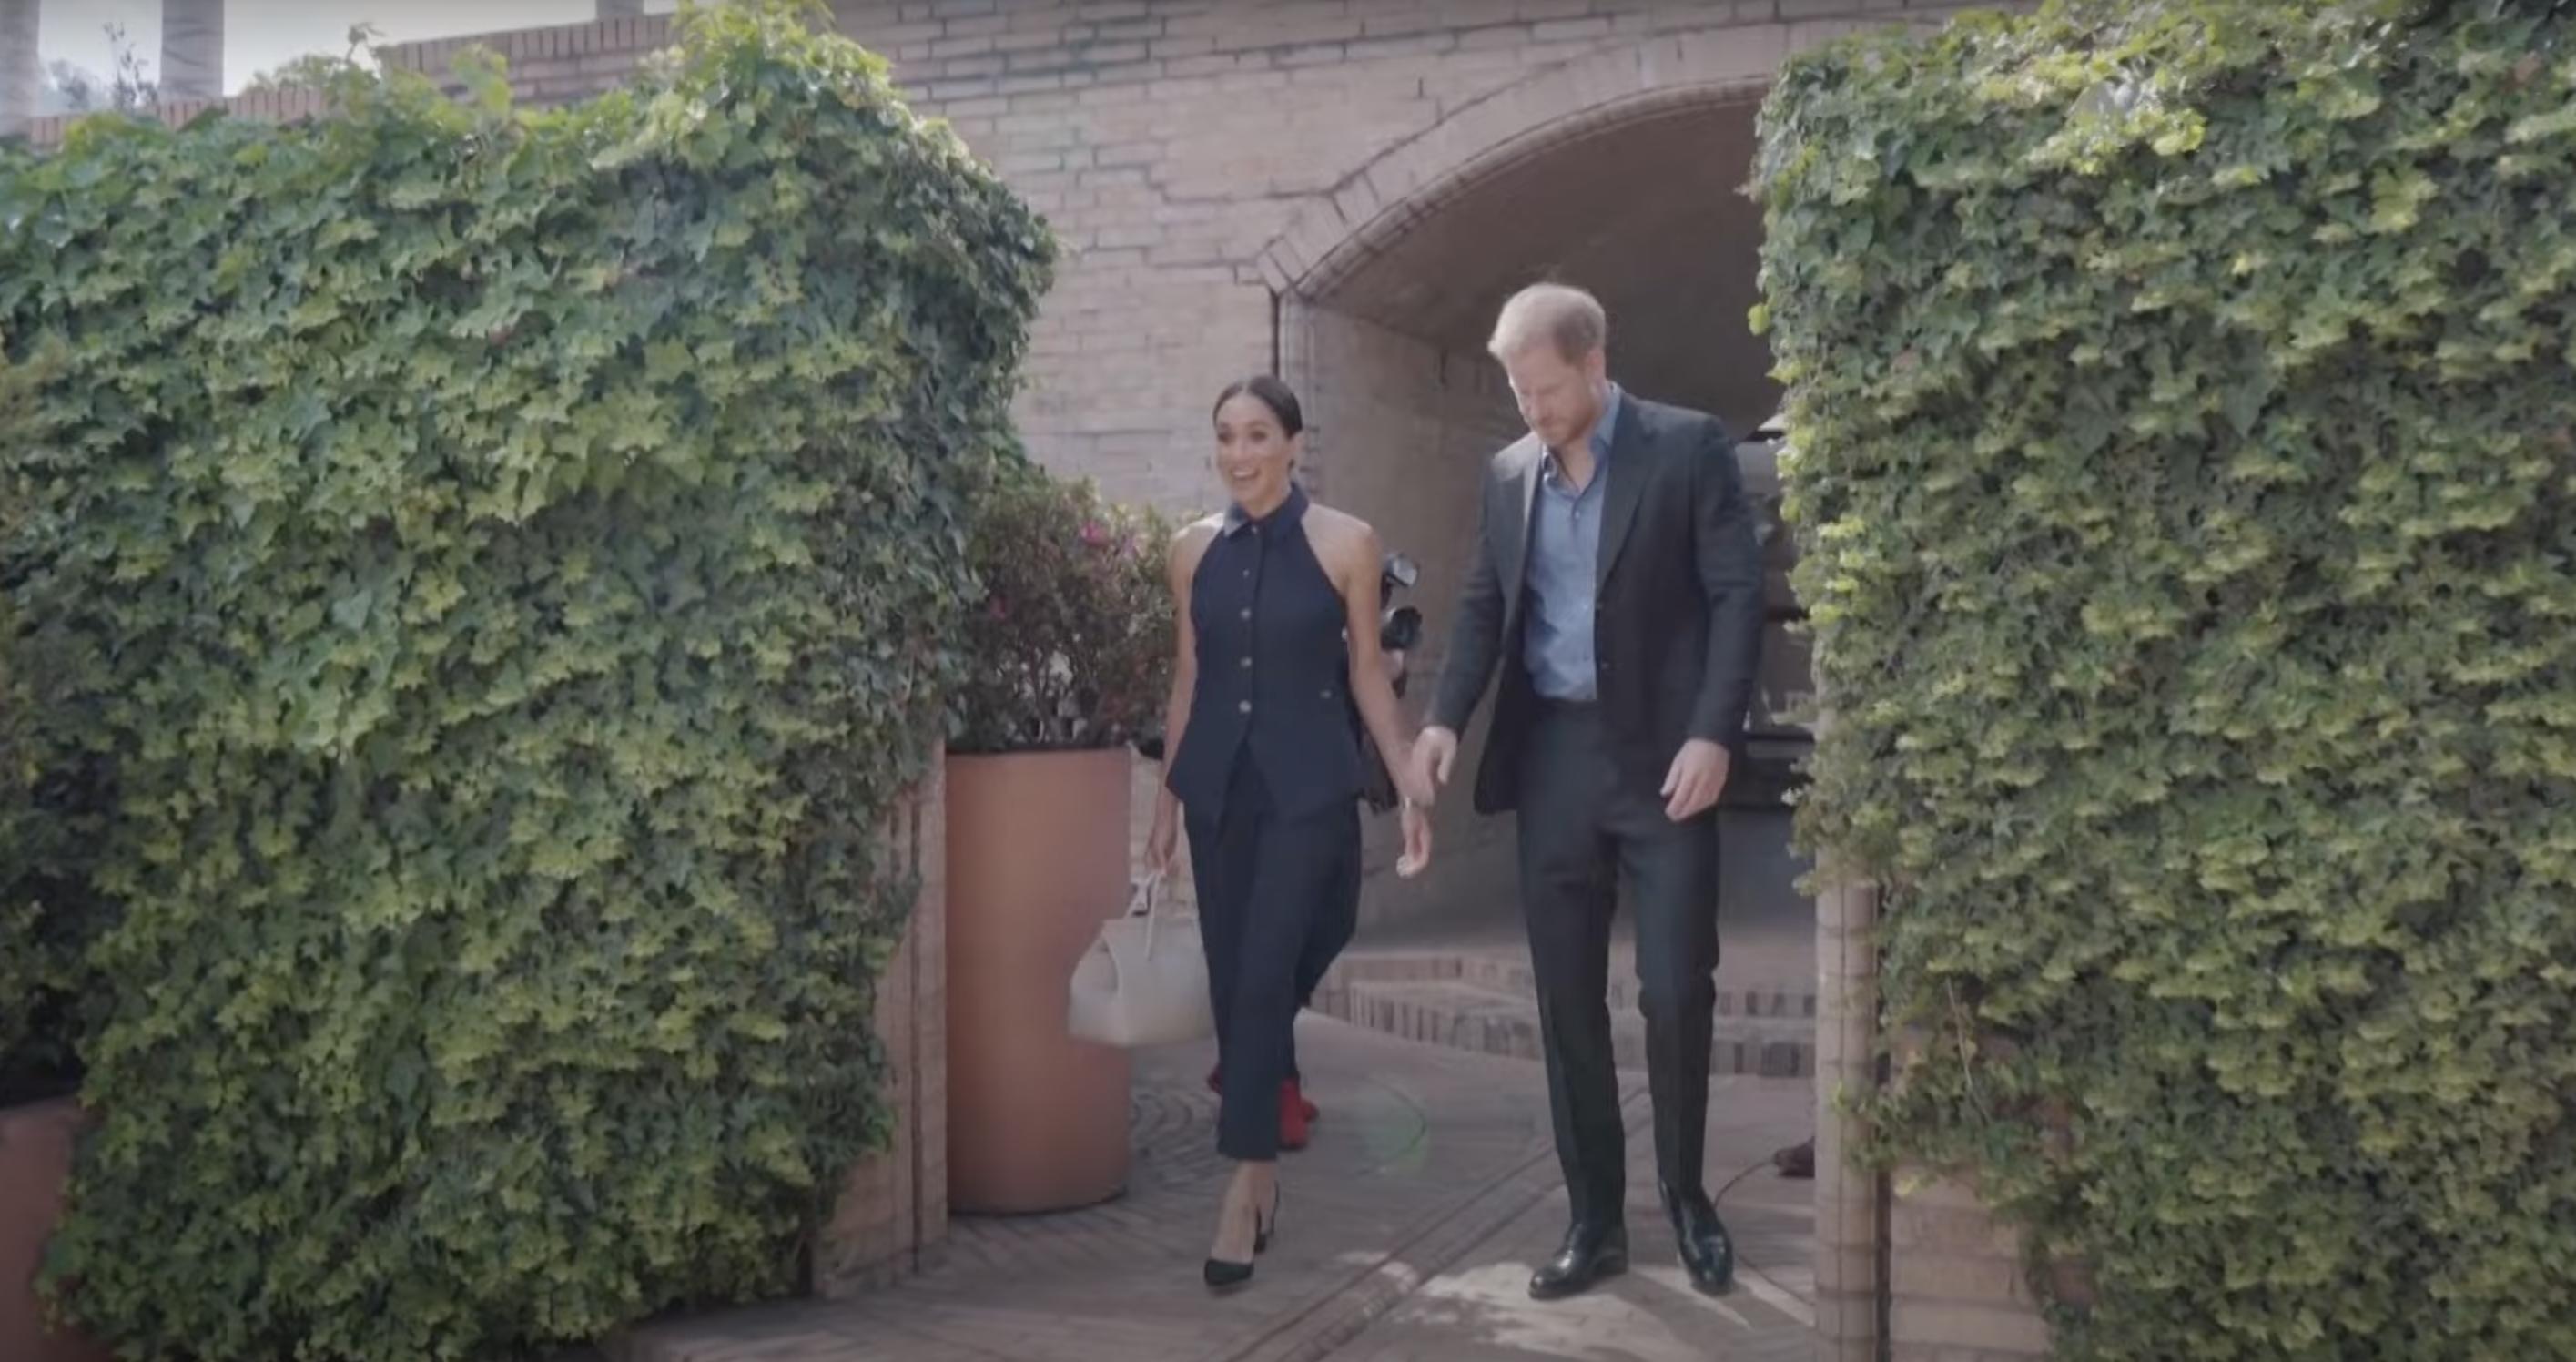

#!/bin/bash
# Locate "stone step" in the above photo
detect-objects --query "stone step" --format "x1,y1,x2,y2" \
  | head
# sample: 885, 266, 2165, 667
1311, 965, 1816, 1080
1328, 951, 1820, 1023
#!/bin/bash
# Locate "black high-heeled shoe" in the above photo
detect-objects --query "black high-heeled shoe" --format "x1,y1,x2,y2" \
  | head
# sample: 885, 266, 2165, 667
1203, 1255, 1253, 1290
1256, 1184, 1283, 1255
1203, 1185, 1282, 1290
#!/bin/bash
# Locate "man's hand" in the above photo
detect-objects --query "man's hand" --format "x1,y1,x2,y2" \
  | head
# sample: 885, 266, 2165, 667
1660, 739, 1731, 822
1411, 727, 1460, 796
1396, 800, 1434, 877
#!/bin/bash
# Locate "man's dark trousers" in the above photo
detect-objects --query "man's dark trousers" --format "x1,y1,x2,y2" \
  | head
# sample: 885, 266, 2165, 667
1516, 700, 1719, 1225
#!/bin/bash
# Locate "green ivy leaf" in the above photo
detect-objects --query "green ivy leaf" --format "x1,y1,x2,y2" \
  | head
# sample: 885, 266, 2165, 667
2, 3, 1053, 1359
1760, 2, 2576, 1358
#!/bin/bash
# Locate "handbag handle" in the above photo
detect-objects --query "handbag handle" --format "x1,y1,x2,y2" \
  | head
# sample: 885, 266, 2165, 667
1128, 870, 1164, 955
1082, 874, 1160, 997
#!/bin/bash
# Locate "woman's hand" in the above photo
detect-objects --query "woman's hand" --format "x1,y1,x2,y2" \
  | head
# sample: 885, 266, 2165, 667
1144, 806, 1179, 879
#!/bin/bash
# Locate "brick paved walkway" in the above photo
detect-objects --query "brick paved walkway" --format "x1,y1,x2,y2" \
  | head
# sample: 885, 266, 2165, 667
610, 1017, 1813, 1362
1318, 1060, 1817, 1362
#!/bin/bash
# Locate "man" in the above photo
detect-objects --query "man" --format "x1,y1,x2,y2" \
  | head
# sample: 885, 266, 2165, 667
1411, 283, 1763, 1299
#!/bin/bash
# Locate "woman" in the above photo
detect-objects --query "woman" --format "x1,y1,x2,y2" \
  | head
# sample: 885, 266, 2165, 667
1145, 375, 1435, 1291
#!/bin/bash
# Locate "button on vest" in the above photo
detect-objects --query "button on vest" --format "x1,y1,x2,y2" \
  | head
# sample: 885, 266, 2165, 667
1166, 486, 1364, 825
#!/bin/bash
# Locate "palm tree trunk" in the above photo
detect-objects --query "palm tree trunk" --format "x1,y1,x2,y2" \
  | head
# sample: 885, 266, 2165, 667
160, 0, 225, 102
0, 0, 37, 135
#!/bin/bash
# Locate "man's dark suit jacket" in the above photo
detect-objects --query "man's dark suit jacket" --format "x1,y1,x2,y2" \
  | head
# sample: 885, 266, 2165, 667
1427, 392, 1765, 816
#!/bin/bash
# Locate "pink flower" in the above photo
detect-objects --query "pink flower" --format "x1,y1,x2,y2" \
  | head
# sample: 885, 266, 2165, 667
1079, 520, 1110, 546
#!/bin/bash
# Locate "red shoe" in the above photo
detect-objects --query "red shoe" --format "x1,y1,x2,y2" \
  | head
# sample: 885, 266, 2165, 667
1210, 1069, 1323, 1127
1279, 1078, 1311, 1151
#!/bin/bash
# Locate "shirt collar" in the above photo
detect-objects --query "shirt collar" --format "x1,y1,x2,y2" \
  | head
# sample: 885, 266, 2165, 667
1589, 384, 1623, 461
1222, 481, 1309, 537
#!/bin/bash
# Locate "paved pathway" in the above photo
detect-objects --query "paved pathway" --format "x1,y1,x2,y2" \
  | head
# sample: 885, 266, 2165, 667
611, 1017, 1814, 1362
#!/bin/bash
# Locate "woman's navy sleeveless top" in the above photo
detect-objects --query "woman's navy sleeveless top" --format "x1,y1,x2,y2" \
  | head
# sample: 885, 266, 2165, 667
1165, 484, 1364, 825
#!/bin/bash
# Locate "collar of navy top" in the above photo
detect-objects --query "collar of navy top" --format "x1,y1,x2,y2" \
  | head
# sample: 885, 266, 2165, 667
1542, 383, 1623, 487
1221, 481, 1310, 536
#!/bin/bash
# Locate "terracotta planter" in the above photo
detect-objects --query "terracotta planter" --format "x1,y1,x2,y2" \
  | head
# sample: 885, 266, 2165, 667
944, 747, 1136, 1214
0, 1098, 111, 1362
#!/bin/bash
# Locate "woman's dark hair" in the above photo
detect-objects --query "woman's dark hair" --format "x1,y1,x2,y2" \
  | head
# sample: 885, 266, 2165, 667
1211, 374, 1304, 438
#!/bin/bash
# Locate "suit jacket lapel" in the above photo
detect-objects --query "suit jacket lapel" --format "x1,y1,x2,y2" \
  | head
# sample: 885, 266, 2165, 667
1500, 438, 1544, 637
1595, 396, 1648, 592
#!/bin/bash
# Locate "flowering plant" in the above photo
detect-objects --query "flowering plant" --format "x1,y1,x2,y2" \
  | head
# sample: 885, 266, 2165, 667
948, 463, 1173, 753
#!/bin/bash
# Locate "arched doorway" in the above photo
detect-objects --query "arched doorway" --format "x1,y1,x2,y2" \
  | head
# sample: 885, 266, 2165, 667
1277, 89, 1812, 997
1268, 76, 1835, 1342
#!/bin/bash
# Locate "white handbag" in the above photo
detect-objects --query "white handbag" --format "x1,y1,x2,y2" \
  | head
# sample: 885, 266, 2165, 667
1066, 872, 1214, 1048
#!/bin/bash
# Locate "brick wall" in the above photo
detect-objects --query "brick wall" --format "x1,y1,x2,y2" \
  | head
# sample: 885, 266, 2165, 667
809, 0, 1975, 514
1813, 875, 1885, 1361
1889, 1174, 2054, 1362
816, 758, 951, 1295
20, 0, 1977, 521
1813, 873, 2060, 1362
379, 14, 674, 104
1284, 300, 1525, 929
0, 0, 36, 137
18, 85, 339, 147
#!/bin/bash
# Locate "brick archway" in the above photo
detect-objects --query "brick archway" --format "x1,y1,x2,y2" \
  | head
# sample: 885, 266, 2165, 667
1253, 23, 1904, 1360
1253, 20, 1833, 302
1266, 13, 1821, 953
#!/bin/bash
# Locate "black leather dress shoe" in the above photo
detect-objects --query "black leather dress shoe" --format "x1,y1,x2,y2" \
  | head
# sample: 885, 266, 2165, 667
1661, 1183, 1734, 1296
1527, 1220, 1628, 1300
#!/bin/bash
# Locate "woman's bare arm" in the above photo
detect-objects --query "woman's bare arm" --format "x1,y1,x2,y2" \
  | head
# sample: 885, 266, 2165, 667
1146, 522, 1214, 865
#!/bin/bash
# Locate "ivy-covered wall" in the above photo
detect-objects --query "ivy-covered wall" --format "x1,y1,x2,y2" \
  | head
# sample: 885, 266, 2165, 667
1760, 2, 2576, 1358
0, 5, 1050, 1358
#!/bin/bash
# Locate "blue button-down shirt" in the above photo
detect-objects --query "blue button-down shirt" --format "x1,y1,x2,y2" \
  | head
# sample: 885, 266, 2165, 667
1524, 384, 1620, 702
